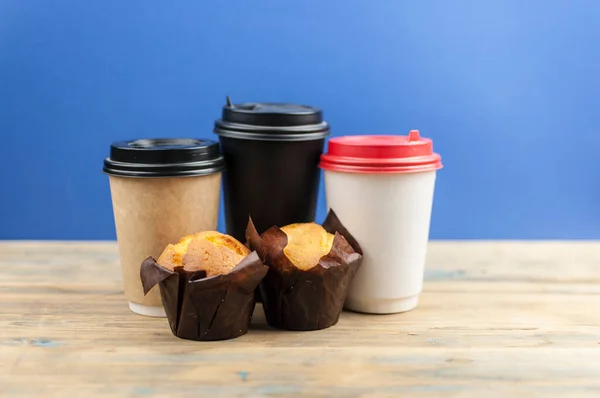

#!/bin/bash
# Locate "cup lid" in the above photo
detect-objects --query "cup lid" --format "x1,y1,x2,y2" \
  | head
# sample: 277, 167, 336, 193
103, 138, 226, 178
319, 130, 443, 174
214, 97, 330, 141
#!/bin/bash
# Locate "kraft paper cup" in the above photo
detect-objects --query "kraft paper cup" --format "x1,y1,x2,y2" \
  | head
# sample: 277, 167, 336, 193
319, 131, 443, 314
103, 138, 226, 317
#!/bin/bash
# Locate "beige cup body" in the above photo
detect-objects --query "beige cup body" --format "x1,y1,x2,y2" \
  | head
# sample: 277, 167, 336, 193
108, 173, 221, 308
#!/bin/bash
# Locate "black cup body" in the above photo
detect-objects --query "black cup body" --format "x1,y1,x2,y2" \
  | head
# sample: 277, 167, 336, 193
219, 136, 325, 242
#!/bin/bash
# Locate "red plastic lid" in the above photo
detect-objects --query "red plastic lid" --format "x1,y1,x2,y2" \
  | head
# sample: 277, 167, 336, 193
319, 130, 442, 174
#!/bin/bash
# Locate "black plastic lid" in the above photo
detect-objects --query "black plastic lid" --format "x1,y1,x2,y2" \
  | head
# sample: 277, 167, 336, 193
103, 138, 226, 178
214, 98, 330, 141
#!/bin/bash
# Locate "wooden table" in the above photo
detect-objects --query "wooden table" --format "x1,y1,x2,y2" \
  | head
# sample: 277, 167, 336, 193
1, 242, 599, 397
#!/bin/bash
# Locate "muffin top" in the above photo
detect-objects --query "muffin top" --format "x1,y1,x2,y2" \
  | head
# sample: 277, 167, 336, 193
281, 222, 335, 270
157, 231, 250, 276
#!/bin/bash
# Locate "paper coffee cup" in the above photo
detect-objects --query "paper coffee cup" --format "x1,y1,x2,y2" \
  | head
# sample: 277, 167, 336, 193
213, 99, 330, 242
103, 138, 226, 317
319, 131, 442, 314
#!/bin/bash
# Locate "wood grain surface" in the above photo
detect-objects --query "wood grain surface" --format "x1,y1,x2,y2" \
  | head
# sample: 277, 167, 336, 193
1, 241, 599, 397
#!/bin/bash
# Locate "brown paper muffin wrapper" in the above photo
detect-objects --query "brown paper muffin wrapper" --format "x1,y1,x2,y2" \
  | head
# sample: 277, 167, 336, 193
140, 251, 268, 341
246, 209, 363, 331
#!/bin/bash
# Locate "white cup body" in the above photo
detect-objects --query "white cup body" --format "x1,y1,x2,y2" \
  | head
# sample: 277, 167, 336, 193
323, 169, 437, 314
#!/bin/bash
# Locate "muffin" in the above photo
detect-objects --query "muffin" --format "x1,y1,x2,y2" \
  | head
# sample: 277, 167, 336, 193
246, 210, 363, 331
140, 231, 267, 341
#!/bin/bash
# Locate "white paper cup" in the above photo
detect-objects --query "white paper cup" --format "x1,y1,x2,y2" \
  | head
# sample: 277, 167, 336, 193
320, 131, 442, 314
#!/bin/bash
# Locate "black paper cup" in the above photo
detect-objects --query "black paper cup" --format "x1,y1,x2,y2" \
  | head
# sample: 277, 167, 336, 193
214, 99, 330, 243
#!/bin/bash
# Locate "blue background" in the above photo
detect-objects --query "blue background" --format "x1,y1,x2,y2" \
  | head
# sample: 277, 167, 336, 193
1, 0, 599, 240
